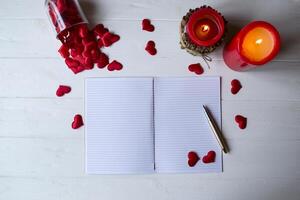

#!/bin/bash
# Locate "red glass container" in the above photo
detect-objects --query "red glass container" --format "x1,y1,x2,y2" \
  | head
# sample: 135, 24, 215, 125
223, 21, 280, 71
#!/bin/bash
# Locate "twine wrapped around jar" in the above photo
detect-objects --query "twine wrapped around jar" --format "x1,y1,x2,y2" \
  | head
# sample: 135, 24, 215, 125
179, 6, 227, 67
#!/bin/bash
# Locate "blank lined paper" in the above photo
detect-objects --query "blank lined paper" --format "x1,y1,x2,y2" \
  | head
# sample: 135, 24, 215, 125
85, 78, 154, 174
154, 77, 222, 173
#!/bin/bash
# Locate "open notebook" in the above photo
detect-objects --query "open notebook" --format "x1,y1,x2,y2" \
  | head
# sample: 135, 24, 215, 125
85, 77, 222, 174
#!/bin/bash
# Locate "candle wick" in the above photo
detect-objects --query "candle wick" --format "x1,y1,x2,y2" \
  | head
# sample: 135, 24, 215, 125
202, 25, 209, 32
256, 39, 263, 45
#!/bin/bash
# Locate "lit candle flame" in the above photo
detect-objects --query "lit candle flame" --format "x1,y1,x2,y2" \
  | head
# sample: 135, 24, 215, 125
255, 39, 263, 45
201, 25, 210, 32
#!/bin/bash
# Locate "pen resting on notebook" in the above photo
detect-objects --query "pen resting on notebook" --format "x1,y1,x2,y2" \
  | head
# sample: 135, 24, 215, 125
202, 105, 229, 154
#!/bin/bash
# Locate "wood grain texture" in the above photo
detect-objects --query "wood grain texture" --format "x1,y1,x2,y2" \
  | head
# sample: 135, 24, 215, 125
0, 0, 299, 199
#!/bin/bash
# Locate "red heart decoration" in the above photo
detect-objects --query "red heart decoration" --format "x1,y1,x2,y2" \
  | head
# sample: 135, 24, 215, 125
202, 151, 216, 164
107, 60, 123, 71
187, 151, 200, 167
188, 63, 204, 75
72, 114, 84, 129
58, 44, 69, 58
142, 19, 155, 32
56, 85, 71, 97
235, 115, 247, 129
102, 32, 120, 47
145, 40, 157, 55
93, 24, 109, 38
96, 53, 109, 68
231, 79, 242, 94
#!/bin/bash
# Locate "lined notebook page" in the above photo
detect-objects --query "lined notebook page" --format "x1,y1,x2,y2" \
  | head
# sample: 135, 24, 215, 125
154, 77, 222, 173
85, 78, 154, 174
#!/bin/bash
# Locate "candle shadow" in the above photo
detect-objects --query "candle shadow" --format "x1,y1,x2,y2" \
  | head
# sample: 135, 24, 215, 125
79, 1, 103, 27
224, 21, 244, 44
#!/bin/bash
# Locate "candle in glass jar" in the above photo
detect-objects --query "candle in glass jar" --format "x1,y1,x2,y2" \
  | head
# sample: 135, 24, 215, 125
223, 21, 280, 71
186, 7, 225, 47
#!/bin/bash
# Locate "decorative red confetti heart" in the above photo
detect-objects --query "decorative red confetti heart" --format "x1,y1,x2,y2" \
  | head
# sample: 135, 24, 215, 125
93, 24, 109, 38
235, 115, 247, 129
142, 19, 155, 32
72, 114, 84, 129
56, 85, 71, 97
102, 32, 120, 47
107, 60, 123, 71
58, 44, 69, 58
96, 53, 109, 68
188, 63, 204, 75
145, 40, 157, 55
202, 151, 216, 164
231, 79, 242, 94
187, 151, 200, 167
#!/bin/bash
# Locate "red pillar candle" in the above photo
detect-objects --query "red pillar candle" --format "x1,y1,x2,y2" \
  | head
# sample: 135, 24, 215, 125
223, 21, 280, 71
186, 7, 225, 47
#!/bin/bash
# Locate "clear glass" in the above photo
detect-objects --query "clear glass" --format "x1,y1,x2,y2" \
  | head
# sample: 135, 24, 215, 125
45, 0, 88, 36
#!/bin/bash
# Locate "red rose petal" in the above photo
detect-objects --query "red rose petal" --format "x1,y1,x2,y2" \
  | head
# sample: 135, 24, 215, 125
235, 115, 247, 129
202, 151, 216, 164
231, 79, 242, 94
56, 85, 71, 97
188, 63, 204, 75
142, 19, 155, 32
187, 151, 200, 167
72, 114, 84, 129
107, 60, 123, 71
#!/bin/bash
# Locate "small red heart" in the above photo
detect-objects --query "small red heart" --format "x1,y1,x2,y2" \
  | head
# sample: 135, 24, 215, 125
93, 24, 109, 38
202, 151, 216, 164
56, 85, 71, 97
188, 63, 204, 75
231, 79, 242, 94
145, 40, 157, 55
107, 60, 123, 71
102, 32, 120, 47
72, 114, 84, 129
142, 19, 155, 32
187, 151, 200, 167
96, 53, 109, 68
235, 115, 247, 129
58, 44, 69, 58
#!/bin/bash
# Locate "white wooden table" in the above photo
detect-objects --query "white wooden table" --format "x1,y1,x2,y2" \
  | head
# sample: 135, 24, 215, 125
0, 0, 299, 199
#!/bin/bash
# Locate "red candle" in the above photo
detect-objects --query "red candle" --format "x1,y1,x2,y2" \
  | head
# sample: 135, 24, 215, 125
223, 21, 280, 71
186, 7, 225, 47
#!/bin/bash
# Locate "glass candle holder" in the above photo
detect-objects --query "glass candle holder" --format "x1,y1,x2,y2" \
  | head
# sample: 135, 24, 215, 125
45, 0, 88, 37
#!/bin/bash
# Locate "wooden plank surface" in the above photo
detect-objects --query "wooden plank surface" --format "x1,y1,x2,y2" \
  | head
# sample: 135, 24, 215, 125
0, 0, 299, 199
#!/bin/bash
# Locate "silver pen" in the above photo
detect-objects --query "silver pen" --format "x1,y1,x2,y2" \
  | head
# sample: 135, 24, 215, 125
202, 105, 229, 153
